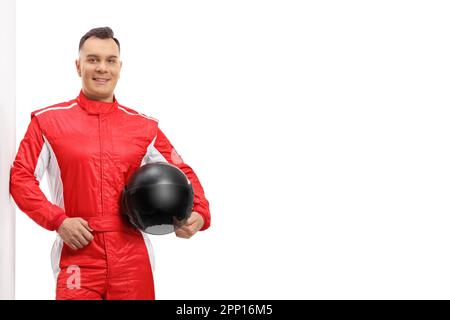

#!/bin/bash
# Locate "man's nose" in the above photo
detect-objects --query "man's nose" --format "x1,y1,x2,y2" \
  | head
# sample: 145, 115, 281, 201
95, 62, 108, 73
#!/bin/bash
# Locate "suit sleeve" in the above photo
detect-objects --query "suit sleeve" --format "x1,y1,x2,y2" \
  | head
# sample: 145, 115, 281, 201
9, 116, 68, 231
152, 127, 211, 231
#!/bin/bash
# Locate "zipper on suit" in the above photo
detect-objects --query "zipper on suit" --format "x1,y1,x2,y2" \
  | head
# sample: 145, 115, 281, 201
98, 114, 105, 217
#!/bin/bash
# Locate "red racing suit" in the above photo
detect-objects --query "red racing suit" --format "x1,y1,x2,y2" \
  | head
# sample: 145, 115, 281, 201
10, 91, 211, 300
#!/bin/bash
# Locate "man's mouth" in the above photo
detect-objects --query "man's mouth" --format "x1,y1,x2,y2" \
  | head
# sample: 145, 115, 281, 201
93, 77, 110, 83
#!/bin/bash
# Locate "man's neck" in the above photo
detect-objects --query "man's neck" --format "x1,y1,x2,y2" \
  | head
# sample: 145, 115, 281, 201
82, 90, 114, 103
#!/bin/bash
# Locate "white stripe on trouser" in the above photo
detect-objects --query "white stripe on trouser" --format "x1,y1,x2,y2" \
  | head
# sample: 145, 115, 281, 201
50, 235, 63, 282
140, 231, 156, 273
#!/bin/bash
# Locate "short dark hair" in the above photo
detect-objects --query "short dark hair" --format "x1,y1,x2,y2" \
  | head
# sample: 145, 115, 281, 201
79, 27, 120, 52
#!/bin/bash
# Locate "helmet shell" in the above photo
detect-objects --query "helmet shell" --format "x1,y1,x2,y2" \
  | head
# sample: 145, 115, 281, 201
121, 162, 194, 235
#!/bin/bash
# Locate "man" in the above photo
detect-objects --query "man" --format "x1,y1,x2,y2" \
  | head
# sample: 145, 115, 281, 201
10, 27, 211, 300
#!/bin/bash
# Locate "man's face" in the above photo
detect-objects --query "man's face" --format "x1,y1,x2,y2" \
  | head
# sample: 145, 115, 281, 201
76, 37, 122, 102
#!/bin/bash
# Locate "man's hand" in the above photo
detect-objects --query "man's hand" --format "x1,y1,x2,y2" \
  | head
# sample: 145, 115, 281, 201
58, 218, 94, 250
175, 211, 204, 239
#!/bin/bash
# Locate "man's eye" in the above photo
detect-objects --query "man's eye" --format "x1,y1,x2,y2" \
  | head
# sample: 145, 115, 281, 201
88, 58, 97, 63
108, 60, 116, 64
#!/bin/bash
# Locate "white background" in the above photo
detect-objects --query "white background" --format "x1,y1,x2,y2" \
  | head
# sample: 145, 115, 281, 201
0, 0, 15, 300
15, 0, 450, 299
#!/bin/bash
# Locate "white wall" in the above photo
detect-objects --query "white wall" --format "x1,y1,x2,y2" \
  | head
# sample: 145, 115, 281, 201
0, 0, 16, 300
16, 0, 450, 299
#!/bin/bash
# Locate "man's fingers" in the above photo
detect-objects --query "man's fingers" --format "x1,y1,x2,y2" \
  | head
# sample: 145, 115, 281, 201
175, 229, 191, 239
175, 218, 196, 229
184, 212, 204, 227
75, 219, 94, 244
79, 225, 94, 242
67, 243, 78, 250
76, 234, 89, 246
59, 218, 95, 250
79, 219, 94, 232
184, 213, 199, 225
73, 228, 91, 247
70, 238, 83, 249
175, 225, 194, 238
175, 216, 203, 239
183, 218, 196, 226
180, 221, 201, 233
66, 233, 89, 250
175, 224, 190, 233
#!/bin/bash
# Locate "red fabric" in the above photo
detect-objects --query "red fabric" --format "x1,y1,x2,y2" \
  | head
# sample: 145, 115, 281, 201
10, 90, 211, 300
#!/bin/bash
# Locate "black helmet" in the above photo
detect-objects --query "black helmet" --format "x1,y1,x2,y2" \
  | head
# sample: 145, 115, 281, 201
121, 162, 194, 235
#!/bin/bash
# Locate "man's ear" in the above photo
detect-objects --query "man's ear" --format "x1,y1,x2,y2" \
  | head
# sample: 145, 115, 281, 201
75, 59, 81, 77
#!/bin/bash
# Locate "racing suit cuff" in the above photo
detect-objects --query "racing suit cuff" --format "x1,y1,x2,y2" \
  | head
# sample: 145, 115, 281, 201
193, 207, 210, 231
51, 210, 69, 232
